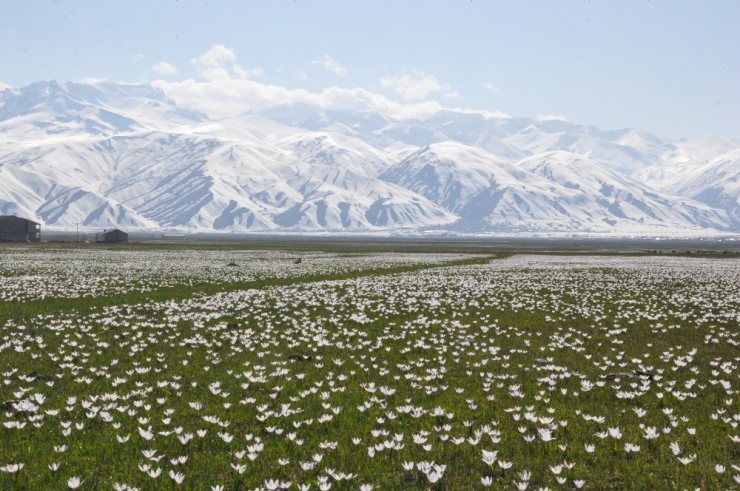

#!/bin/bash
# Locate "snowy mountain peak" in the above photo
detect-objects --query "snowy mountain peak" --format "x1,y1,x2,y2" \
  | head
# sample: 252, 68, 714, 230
0, 79, 738, 235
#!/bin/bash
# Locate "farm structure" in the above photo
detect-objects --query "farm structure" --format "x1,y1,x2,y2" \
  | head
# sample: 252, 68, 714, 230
0, 215, 41, 242
95, 229, 129, 244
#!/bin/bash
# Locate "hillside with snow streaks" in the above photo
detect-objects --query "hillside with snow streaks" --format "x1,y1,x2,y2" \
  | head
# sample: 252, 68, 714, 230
0, 79, 738, 234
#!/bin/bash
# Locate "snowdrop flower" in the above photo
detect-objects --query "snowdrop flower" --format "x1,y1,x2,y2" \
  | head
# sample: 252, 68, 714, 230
716, 464, 726, 474
670, 441, 681, 456
68, 477, 84, 489
482, 450, 498, 466
168, 471, 185, 484
678, 454, 696, 465
642, 427, 659, 440
624, 443, 641, 452
427, 472, 443, 484
0, 463, 24, 473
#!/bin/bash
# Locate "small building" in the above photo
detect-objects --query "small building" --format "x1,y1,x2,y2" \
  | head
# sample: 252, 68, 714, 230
95, 229, 129, 244
0, 215, 41, 242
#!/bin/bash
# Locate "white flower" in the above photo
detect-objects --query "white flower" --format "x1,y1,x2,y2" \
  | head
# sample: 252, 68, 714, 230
168, 470, 185, 484
670, 441, 681, 456
67, 476, 84, 489
482, 449, 498, 466
624, 443, 641, 453
427, 472, 443, 484
678, 454, 696, 465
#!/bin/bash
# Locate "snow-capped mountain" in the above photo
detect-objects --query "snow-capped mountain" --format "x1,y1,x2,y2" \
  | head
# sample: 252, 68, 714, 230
659, 149, 740, 223
0, 79, 738, 235
379, 144, 730, 233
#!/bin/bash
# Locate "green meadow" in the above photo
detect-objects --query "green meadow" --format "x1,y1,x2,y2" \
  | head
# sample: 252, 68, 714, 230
1, 245, 739, 490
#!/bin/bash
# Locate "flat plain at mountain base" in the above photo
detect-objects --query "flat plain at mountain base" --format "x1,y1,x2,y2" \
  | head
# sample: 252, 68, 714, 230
1, 247, 740, 490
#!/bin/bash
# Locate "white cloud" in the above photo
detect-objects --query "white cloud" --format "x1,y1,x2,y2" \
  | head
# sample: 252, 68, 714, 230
536, 114, 568, 122
482, 82, 500, 93
132, 54, 145, 62
155, 77, 443, 120
156, 76, 508, 122
152, 46, 508, 122
190, 44, 262, 81
379, 69, 446, 101
0, 81, 11, 90
313, 54, 347, 76
191, 44, 236, 68
296, 69, 308, 80
443, 91, 460, 99
152, 62, 178, 76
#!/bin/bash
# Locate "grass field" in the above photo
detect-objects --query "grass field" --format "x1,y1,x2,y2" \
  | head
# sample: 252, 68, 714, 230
1, 244, 740, 490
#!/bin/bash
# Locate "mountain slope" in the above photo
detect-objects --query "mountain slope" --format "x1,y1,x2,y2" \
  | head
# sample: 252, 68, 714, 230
0, 79, 738, 235
666, 149, 740, 223
0, 130, 456, 231
380, 144, 733, 233
517, 151, 733, 231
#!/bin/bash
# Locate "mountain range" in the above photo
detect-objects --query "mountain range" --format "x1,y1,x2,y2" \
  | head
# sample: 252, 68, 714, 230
1, 79, 739, 235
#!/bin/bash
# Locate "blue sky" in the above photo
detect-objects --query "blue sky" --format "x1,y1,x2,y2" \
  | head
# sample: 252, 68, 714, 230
1, 0, 738, 139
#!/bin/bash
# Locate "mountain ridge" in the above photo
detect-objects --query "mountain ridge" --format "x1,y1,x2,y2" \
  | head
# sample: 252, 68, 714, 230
0, 79, 738, 235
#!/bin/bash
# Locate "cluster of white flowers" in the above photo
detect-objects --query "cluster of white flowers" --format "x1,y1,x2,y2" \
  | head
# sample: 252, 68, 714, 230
0, 248, 471, 302
0, 252, 739, 488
